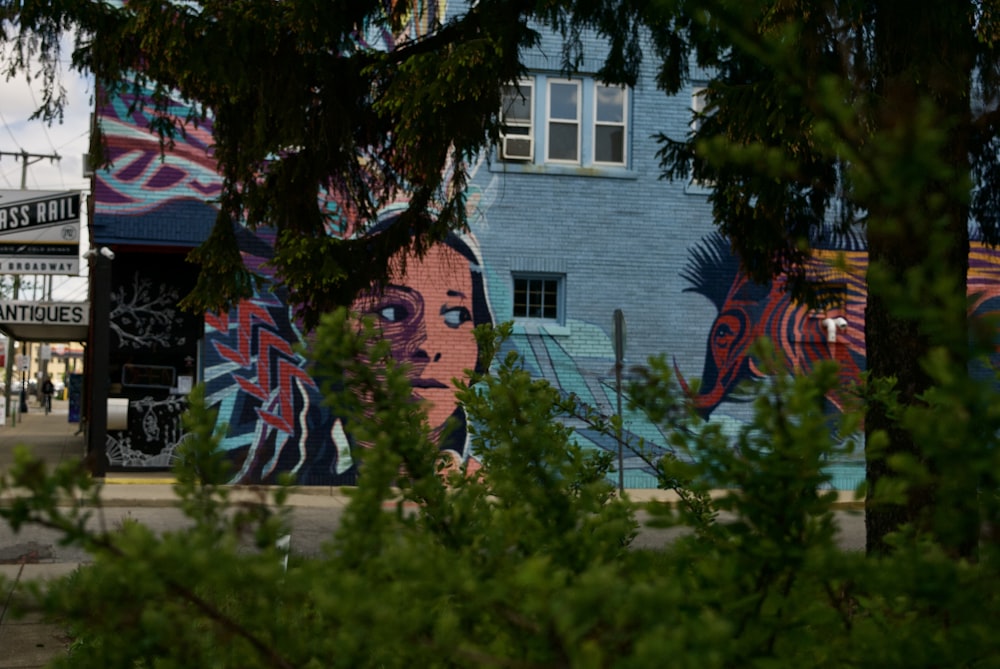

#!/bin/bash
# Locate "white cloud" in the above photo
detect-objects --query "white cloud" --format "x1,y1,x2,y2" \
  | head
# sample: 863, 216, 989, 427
0, 67, 93, 191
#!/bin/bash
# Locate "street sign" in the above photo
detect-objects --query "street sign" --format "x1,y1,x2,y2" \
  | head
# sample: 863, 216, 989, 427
0, 301, 89, 328
613, 308, 626, 363
0, 190, 81, 275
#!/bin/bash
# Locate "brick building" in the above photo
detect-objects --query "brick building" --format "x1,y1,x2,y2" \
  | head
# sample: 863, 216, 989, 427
86, 12, 872, 489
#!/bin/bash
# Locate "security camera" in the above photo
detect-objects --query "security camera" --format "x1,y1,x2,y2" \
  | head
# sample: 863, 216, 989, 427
99, 247, 115, 260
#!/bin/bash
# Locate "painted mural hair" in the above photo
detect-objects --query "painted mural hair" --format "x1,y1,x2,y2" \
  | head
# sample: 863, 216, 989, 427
680, 232, 740, 309
682, 225, 868, 309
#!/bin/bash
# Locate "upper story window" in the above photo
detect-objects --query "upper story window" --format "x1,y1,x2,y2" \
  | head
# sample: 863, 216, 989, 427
688, 85, 713, 190
594, 84, 627, 165
547, 80, 581, 163
499, 75, 629, 170
500, 80, 534, 161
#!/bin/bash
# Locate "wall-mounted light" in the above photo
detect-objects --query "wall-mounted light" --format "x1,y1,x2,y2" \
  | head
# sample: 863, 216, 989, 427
822, 317, 848, 343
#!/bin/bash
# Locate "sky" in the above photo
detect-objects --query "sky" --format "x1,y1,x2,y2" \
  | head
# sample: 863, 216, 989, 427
0, 59, 94, 303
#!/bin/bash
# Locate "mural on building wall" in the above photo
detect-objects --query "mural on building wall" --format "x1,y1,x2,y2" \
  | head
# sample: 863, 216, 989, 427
677, 232, 866, 419
202, 219, 494, 484
95, 88, 222, 220
104, 253, 202, 469
679, 230, 1000, 420
91, 1, 1000, 489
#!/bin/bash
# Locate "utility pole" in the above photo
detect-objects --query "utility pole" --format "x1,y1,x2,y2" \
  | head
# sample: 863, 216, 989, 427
0, 150, 61, 189
0, 150, 62, 425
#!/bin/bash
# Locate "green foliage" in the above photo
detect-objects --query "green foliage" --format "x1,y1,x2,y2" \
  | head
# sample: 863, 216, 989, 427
3, 312, 1000, 667
646, 0, 1000, 554
5, 0, 1000, 662
0, 0, 648, 328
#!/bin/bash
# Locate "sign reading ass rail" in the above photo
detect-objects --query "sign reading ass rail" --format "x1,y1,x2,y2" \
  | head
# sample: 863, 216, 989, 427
0, 190, 81, 275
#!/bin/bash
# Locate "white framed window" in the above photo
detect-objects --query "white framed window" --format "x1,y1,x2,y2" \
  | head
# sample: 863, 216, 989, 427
500, 80, 534, 161
512, 273, 564, 323
691, 86, 708, 134
594, 84, 627, 165
497, 75, 630, 171
546, 79, 581, 163
689, 85, 713, 189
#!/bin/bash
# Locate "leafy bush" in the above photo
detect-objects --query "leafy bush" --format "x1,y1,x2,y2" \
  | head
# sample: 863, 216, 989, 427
1, 313, 1000, 668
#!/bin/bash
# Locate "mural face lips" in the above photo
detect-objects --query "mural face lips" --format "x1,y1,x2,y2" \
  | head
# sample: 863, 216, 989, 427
411, 379, 449, 388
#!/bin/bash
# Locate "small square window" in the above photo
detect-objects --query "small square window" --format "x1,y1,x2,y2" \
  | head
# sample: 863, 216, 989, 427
513, 274, 563, 321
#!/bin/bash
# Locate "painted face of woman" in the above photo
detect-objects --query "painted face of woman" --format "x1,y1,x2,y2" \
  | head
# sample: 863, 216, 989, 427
355, 243, 478, 434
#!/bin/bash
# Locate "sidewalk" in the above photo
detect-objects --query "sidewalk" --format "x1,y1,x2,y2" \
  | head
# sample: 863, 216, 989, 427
0, 400, 86, 668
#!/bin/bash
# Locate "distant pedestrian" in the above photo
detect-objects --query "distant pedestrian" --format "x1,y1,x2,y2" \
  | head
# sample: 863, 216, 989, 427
41, 376, 54, 415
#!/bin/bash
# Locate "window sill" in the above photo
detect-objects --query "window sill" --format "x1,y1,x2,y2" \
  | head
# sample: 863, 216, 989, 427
490, 161, 637, 180
685, 179, 713, 195
512, 321, 571, 337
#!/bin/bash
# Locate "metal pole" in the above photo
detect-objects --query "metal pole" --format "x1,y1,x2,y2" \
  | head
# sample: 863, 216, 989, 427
3, 277, 17, 427
87, 251, 111, 477
612, 309, 626, 495
19, 342, 28, 414
616, 359, 623, 494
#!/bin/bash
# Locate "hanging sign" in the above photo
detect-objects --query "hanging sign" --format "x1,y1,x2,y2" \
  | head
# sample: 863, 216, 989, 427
0, 190, 81, 275
0, 301, 89, 327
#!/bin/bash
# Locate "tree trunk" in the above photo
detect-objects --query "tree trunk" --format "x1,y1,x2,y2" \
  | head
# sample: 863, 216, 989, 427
864, 0, 975, 556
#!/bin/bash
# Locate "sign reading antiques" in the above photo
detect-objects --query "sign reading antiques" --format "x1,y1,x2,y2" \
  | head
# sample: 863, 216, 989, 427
0, 301, 89, 327
0, 190, 81, 275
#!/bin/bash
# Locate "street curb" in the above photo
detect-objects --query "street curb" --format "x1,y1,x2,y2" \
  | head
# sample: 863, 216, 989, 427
2, 481, 866, 510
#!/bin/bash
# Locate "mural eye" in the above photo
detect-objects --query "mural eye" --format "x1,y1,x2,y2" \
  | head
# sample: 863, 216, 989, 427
714, 323, 735, 345
377, 304, 409, 323
442, 306, 472, 329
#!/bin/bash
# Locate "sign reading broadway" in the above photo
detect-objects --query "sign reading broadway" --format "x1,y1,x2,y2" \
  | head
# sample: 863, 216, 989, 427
0, 190, 81, 275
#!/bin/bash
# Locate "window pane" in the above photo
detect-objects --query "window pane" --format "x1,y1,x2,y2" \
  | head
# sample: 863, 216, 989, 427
528, 289, 542, 317
550, 83, 578, 120
548, 122, 578, 161
596, 85, 624, 123
542, 280, 558, 319
502, 85, 532, 123
513, 275, 562, 321
513, 278, 528, 317
595, 126, 624, 163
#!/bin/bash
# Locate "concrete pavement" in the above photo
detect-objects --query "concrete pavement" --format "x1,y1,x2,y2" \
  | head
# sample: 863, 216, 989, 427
0, 399, 86, 668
